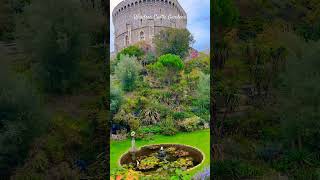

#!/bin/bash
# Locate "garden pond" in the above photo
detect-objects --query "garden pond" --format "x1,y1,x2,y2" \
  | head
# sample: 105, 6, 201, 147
119, 144, 204, 175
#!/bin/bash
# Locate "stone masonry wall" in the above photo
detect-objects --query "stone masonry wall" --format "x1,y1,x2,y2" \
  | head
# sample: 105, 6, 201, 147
112, 0, 187, 52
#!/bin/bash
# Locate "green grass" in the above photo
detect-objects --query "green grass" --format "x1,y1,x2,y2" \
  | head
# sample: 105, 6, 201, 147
110, 129, 210, 176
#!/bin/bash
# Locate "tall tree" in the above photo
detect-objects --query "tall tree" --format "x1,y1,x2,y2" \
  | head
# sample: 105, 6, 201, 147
154, 28, 194, 58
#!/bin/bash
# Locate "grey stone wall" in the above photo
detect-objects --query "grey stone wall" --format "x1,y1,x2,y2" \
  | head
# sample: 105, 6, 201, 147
112, 0, 187, 52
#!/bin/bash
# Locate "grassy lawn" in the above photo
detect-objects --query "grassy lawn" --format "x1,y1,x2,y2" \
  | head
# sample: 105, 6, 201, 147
110, 129, 210, 176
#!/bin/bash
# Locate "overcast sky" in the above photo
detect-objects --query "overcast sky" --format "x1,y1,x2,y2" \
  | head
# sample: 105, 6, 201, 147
110, 0, 210, 52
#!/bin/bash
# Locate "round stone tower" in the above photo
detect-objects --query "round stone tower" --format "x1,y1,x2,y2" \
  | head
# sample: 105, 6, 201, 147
112, 0, 187, 52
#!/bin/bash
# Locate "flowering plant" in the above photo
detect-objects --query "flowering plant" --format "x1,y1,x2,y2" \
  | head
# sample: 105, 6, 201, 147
192, 167, 210, 180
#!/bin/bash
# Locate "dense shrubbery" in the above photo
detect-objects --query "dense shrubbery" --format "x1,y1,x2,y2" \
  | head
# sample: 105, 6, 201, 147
178, 116, 201, 132
159, 116, 178, 136
172, 111, 193, 120
212, 160, 263, 179
11, 112, 101, 179
185, 53, 210, 74
193, 72, 210, 122
138, 125, 162, 134
0, 65, 48, 175
116, 45, 144, 60
111, 45, 210, 137
143, 52, 157, 65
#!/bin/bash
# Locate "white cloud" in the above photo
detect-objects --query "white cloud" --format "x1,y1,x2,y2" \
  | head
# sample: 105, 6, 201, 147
110, 0, 210, 52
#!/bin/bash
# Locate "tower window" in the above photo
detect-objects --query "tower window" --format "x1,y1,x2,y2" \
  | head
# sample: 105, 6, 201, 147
125, 35, 129, 46
140, 31, 145, 40
140, 19, 143, 25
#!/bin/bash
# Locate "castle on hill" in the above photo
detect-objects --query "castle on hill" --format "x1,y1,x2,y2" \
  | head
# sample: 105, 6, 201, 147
112, 0, 187, 52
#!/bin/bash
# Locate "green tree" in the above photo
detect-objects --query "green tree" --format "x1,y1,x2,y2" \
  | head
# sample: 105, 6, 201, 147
150, 54, 184, 85
116, 45, 144, 61
110, 84, 123, 114
154, 28, 194, 58
143, 52, 156, 66
115, 55, 142, 91
16, 0, 90, 94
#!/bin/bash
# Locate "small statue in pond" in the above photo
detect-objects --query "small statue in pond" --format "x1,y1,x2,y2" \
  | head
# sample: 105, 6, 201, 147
158, 146, 166, 160
130, 131, 137, 161
130, 131, 137, 152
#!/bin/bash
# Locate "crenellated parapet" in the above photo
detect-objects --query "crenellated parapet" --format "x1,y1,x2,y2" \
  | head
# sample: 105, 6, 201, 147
112, 0, 186, 18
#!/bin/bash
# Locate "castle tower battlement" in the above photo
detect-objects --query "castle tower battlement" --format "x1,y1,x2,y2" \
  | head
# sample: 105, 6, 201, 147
112, 0, 187, 52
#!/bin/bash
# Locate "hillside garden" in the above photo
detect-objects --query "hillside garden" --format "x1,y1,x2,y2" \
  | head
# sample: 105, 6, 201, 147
110, 28, 210, 179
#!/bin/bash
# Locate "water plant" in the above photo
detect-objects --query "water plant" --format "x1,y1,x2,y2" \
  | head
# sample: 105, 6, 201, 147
137, 156, 160, 170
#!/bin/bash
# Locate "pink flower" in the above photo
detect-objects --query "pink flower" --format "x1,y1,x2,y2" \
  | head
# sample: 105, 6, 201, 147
190, 50, 199, 59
